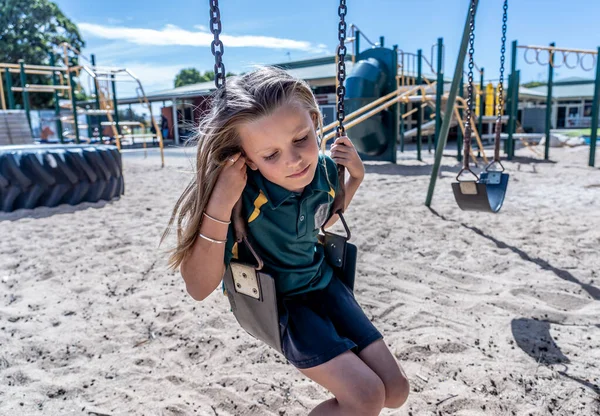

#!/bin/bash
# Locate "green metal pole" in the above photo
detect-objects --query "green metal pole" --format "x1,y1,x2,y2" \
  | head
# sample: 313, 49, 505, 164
478, 67, 484, 157
399, 45, 404, 152
509, 71, 520, 159
91, 54, 101, 137
434, 37, 444, 152
379, 36, 384, 48
400, 101, 405, 152
5, 68, 15, 109
588, 46, 600, 167
19, 60, 32, 133
544, 42, 555, 160
416, 49, 423, 161
426, 0, 478, 208
505, 74, 512, 155
391, 46, 398, 164
111, 75, 120, 135
507, 40, 518, 155
49, 54, 63, 143
457, 74, 464, 161
506, 72, 515, 158
355, 30, 360, 59
86, 114, 93, 139
69, 69, 80, 144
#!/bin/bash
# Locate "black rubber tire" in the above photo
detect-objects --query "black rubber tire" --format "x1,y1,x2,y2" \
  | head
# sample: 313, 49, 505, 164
0, 144, 124, 212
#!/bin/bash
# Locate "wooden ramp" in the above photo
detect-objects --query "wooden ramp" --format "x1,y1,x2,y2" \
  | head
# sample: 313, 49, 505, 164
0, 110, 33, 145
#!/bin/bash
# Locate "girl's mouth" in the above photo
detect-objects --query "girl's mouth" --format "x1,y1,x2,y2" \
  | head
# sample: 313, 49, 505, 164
287, 165, 310, 178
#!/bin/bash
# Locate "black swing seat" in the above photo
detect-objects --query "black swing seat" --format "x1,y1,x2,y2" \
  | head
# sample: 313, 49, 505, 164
452, 170, 509, 213
223, 230, 357, 355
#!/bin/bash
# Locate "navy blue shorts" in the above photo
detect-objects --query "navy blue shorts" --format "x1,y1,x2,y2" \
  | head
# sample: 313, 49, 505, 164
278, 274, 383, 369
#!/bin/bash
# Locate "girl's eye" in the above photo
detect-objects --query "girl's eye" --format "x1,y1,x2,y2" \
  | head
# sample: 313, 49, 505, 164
264, 152, 278, 161
294, 135, 308, 144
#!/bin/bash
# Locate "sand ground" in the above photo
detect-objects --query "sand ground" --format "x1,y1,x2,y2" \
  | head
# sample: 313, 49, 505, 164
1, 143, 599, 415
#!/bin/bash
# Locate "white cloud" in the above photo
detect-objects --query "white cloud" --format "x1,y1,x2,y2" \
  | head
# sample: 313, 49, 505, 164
194, 24, 209, 32
122, 63, 186, 90
107, 18, 123, 24
78, 23, 327, 53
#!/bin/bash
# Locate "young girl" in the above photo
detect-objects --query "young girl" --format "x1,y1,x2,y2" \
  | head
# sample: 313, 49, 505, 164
165, 66, 409, 416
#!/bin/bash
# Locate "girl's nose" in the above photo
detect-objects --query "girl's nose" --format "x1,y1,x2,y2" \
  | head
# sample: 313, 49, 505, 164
287, 149, 303, 167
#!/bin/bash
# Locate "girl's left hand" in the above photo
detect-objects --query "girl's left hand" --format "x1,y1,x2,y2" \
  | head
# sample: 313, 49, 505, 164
330, 136, 365, 181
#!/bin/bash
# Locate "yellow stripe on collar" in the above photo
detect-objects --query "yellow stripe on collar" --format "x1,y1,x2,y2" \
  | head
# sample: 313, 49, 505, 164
248, 190, 268, 223
328, 186, 335, 199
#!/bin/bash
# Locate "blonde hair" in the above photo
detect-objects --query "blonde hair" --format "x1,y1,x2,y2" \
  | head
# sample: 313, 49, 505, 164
162, 66, 324, 270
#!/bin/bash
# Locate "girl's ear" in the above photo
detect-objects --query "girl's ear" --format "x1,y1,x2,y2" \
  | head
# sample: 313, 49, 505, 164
246, 158, 259, 171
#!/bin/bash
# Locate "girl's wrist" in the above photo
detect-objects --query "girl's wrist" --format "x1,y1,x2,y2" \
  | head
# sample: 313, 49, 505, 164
205, 194, 235, 222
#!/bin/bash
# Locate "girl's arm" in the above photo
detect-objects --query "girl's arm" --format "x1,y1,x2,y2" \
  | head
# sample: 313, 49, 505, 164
180, 154, 247, 301
324, 136, 364, 229
180, 197, 233, 301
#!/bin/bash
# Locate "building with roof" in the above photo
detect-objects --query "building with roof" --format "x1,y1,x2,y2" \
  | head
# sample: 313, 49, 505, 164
519, 77, 599, 132
120, 56, 358, 144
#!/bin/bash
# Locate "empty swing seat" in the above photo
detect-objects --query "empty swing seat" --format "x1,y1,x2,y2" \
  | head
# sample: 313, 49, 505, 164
452, 171, 509, 213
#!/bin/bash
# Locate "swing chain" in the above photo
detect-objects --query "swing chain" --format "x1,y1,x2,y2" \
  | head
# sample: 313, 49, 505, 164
336, 0, 347, 137
210, 0, 226, 89
496, 0, 508, 117
493, 0, 508, 164
463, 0, 476, 170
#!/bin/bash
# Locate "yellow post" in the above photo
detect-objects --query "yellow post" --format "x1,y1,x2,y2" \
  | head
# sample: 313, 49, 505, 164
0, 70, 6, 110
485, 83, 494, 116
475, 85, 481, 117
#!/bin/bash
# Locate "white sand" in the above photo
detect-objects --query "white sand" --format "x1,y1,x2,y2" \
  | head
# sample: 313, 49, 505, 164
1, 144, 599, 415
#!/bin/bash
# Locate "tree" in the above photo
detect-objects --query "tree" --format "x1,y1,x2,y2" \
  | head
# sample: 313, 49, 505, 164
0, 0, 85, 108
174, 68, 204, 87
174, 68, 237, 87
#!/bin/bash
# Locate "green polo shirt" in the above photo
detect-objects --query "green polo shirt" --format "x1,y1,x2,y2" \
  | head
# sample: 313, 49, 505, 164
223, 154, 340, 296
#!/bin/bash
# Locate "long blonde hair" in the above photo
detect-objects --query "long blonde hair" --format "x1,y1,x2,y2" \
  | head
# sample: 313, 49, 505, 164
162, 66, 324, 270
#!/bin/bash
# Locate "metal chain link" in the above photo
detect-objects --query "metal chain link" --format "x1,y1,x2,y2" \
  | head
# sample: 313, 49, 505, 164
336, 0, 347, 137
210, 0, 226, 89
496, 0, 508, 117
329, 0, 348, 218
463, 0, 476, 169
493, 0, 508, 162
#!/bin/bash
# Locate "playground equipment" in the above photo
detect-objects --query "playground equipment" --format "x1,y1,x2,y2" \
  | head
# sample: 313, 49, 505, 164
508, 42, 599, 167
0, 44, 165, 167
426, 0, 495, 208
319, 25, 504, 167
0, 144, 123, 212
0, 44, 157, 212
451, 0, 510, 213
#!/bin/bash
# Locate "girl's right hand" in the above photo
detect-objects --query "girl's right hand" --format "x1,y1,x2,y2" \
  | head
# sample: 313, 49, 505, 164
210, 153, 248, 210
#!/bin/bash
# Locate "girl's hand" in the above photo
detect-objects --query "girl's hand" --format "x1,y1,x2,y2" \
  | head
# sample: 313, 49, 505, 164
330, 136, 364, 181
210, 153, 247, 210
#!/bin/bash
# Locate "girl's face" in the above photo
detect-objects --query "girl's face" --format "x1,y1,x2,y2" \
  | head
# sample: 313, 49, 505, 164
238, 102, 320, 193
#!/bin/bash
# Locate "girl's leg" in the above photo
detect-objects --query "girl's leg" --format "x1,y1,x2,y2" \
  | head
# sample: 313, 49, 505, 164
358, 339, 410, 409
299, 350, 385, 416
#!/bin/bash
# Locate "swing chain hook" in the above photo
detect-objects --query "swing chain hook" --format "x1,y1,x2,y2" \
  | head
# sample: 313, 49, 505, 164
210, 0, 226, 89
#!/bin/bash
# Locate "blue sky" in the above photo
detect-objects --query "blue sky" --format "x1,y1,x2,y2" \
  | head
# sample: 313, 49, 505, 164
54, 0, 600, 100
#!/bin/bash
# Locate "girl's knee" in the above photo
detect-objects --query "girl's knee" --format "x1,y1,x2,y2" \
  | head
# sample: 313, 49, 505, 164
346, 375, 386, 415
383, 371, 410, 409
